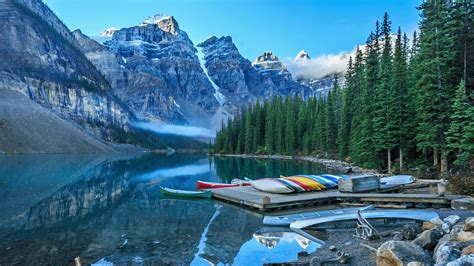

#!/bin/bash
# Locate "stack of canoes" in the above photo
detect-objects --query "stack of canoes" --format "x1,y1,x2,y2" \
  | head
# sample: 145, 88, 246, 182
250, 174, 347, 194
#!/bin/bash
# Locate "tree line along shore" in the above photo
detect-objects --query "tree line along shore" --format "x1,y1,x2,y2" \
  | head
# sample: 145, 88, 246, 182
214, 2, 474, 192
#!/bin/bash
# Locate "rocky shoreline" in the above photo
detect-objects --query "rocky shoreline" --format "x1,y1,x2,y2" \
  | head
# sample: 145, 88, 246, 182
265, 210, 474, 266
216, 154, 379, 175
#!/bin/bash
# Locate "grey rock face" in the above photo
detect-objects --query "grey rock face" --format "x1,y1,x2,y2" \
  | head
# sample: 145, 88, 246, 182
296, 73, 345, 98
198, 36, 276, 106
252, 51, 313, 98
0, 0, 133, 144
73, 30, 185, 123
76, 14, 220, 126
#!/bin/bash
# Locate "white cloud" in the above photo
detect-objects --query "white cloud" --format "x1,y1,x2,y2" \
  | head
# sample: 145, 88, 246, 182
283, 48, 356, 80
133, 121, 215, 138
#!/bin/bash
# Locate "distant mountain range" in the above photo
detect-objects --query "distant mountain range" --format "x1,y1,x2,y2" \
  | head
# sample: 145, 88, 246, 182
0, 0, 346, 153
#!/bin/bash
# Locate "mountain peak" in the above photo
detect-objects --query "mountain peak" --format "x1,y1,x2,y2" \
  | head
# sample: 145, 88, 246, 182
100, 27, 119, 37
295, 50, 310, 61
254, 51, 280, 63
139, 14, 179, 35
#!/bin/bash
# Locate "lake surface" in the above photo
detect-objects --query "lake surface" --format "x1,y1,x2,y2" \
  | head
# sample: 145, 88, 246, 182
0, 154, 338, 265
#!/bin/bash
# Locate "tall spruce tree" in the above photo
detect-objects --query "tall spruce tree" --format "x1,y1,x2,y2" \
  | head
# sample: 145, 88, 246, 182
446, 80, 471, 165
390, 28, 411, 170
373, 13, 396, 172
415, 0, 455, 173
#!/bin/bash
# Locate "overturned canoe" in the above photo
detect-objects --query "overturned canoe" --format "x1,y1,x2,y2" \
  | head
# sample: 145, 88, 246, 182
263, 205, 374, 227
250, 174, 347, 194
380, 175, 415, 186
290, 209, 439, 244
197, 180, 250, 190
159, 186, 212, 198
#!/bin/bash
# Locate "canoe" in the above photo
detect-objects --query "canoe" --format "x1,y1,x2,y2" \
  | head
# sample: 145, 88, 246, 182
263, 205, 375, 227
290, 210, 439, 244
159, 186, 212, 198
380, 175, 415, 186
197, 180, 250, 190
250, 174, 347, 194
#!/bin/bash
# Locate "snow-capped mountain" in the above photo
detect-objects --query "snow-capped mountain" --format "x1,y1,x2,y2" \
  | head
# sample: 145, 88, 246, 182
74, 14, 221, 127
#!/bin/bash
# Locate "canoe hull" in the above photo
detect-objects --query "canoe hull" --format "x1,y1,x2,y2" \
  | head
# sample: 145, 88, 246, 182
250, 174, 346, 194
159, 186, 212, 198
263, 205, 375, 226
197, 181, 250, 190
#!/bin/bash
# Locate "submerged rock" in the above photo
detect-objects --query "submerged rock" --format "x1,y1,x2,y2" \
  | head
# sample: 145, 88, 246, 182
376, 241, 431, 266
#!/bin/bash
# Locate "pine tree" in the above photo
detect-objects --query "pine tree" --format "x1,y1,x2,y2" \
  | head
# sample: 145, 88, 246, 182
415, 0, 456, 173
355, 24, 380, 168
446, 80, 471, 165
244, 106, 253, 153
390, 28, 411, 171
373, 13, 396, 172
337, 57, 354, 158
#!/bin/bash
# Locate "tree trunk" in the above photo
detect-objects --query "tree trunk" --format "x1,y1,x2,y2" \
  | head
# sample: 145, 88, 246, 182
399, 147, 403, 171
441, 149, 448, 174
433, 147, 439, 166
387, 149, 392, 174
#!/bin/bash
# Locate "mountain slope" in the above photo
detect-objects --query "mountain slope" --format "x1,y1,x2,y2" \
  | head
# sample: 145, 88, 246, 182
0, 0, 134, 144
0, 89, 120, 153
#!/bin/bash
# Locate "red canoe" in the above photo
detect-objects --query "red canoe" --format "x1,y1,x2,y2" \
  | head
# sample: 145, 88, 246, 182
197, 180, 251, 190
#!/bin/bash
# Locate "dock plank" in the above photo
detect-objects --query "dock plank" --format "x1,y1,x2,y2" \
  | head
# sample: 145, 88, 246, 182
209, 186, 462, 211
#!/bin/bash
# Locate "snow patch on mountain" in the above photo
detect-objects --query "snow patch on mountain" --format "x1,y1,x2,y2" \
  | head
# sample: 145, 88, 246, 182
196, 46, 226, 105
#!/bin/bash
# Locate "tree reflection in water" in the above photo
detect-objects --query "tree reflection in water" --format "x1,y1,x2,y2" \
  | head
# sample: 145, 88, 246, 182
0, 154, 327, 265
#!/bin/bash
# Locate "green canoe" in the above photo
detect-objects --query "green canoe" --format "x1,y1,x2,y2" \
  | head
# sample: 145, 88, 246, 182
159, 186, 212, 199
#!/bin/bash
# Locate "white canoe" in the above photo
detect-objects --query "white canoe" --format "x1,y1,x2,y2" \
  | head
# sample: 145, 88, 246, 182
250, 178, 294, 194
263, 205, 374, 226
290, 209, 439, 244
380, 175, 415, 186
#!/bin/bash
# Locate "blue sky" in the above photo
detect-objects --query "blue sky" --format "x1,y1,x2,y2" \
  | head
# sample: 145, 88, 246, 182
44, 0, 421, 60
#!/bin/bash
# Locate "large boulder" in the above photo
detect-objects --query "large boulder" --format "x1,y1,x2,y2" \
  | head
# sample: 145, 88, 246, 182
412, 228, 444, 250
401, 224, 423, 241
447, 254, 474, 266
376, 241, 431, 266
464, 217, 474, 232
462, 245, 474, 256
423, 218, 443, 230
458, 231, 474, 242
434, 241, 461, 265
444, 215, 461, 226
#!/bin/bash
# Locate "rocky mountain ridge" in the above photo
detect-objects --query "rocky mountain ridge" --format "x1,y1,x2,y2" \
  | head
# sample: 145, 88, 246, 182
0, 0, 346, 153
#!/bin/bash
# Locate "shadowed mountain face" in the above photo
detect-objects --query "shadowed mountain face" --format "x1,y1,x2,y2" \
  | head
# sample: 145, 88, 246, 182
0, 154, 326, 265
0, 0, 134, 143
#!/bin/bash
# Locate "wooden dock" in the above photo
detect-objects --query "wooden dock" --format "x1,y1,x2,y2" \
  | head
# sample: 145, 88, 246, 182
209, 185, 466, 211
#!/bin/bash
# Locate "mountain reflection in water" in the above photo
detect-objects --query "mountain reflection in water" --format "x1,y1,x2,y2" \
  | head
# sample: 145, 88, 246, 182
0, 154, 328, 265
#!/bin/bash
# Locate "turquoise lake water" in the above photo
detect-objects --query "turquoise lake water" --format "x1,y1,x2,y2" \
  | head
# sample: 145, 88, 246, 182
0, 154, 337, 265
